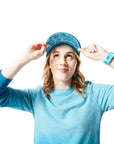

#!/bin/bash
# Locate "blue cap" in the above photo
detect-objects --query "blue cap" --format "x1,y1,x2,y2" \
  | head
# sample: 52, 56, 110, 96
46, 32, 81, 57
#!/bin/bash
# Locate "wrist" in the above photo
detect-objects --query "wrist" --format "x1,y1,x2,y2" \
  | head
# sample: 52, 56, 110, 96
103, 52, 114, 65
99, 50, 109, 62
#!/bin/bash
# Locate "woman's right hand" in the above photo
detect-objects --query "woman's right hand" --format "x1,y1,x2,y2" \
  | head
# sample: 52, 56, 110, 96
25, 42, 47, 62
1, 42, 47, 79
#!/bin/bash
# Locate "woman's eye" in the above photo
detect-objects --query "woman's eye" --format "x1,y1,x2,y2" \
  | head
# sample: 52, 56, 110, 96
67, 55, 72, 58
54, 54, 59, 58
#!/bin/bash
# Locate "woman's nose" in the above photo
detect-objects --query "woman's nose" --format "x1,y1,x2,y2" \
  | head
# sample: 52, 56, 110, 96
59, 57, 67, 66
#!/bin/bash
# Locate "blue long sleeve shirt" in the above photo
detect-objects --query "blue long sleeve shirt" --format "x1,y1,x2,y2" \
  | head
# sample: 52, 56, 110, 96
0, 72, 114, 144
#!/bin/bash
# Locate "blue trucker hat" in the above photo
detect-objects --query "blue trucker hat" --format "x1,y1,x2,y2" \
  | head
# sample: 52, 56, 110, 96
46, 32, 81, 57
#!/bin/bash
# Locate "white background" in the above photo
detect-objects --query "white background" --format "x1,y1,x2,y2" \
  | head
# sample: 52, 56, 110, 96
0, 0, 114, 143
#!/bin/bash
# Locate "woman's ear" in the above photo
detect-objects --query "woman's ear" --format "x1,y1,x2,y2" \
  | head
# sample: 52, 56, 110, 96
48, 58, 51, 69
47, 53, 52, 69
49, 64, 52, 69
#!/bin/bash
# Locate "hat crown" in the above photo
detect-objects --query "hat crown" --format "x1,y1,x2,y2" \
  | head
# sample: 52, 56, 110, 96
46, 32, 81, 57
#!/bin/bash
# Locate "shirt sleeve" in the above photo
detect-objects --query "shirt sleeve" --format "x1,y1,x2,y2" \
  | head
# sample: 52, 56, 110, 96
0, 71, 35, 115
90, 82, 114, 114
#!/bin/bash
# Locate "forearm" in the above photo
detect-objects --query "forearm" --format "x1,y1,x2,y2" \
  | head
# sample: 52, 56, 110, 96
108, 58, 114, 69
1, 52, 30, 79
1, 42, 46, 80
79, 45, 114, 69
100, 51, 114, 69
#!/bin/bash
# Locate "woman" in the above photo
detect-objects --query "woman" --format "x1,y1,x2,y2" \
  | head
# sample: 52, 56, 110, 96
0, 32, 114, 144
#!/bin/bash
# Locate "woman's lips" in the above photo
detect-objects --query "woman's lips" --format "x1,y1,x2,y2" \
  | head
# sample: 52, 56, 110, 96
57, 68, 68, 73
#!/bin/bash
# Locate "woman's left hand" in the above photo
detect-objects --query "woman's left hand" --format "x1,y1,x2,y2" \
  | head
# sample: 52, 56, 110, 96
78, 44, 109, 62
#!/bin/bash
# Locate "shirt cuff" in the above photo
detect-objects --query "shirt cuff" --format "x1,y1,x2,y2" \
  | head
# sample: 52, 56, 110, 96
0, 70, 12, 87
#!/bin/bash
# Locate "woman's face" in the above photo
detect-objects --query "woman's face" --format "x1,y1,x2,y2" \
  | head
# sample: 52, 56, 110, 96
49, 44, 77, 84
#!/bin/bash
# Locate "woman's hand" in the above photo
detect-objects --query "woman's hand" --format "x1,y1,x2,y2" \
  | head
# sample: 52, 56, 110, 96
78, 44, 109, 62
25, 42, 47, 62
1, 42, 47, 79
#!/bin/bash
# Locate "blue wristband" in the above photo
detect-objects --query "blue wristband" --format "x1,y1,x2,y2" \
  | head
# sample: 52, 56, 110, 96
103, 52, 114, 65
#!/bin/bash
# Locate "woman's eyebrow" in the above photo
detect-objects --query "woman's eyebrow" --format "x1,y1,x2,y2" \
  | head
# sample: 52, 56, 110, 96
52, 51, 75, 54
66, 52, 75, 55
52, 51, 59, 54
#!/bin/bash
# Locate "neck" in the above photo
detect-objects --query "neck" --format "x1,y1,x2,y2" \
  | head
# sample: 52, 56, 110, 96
54, 79, 72, 89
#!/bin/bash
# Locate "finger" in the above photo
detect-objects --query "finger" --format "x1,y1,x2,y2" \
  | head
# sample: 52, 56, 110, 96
94, 44, 103, 51
83, 47, 90, 53
78, 48, 89, 57
32, 43, 42, 50
40, 45, 47, 55
78, 48, 81, 51
91, 45, 97, 52
86, 45, 97, 53
42, 42, 47, 46
78, 47, 88, 51
33, 42, 47, 51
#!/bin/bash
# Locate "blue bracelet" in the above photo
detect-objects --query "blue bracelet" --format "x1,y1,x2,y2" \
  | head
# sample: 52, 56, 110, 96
103, 52, 114, 65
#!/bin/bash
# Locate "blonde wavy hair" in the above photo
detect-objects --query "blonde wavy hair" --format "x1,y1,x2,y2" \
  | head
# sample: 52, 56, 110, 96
42, 46, 86, 99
